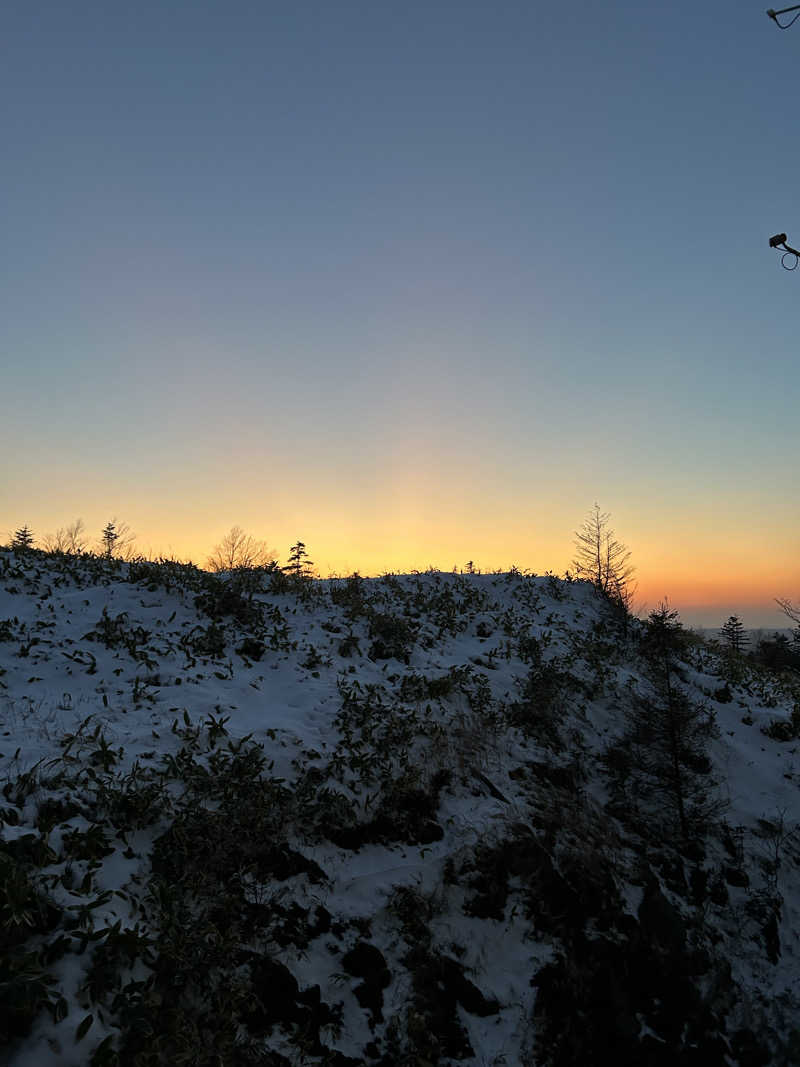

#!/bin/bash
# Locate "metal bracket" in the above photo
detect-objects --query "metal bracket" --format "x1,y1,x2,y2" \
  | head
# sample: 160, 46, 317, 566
767, 5, 800, 29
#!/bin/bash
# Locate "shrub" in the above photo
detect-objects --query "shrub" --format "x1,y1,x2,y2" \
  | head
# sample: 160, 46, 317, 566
368, 612, 416, 663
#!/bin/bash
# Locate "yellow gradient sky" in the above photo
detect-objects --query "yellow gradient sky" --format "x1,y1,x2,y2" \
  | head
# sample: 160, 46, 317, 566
3, 474, 797, 628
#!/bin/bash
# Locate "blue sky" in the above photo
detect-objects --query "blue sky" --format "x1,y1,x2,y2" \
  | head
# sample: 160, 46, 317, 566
1, 1, 798, 626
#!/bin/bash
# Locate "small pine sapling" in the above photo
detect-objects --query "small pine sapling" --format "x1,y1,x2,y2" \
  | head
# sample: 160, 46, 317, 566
720, 615, 747, 655
285, 541, 314, 580
10, 525, 35, 551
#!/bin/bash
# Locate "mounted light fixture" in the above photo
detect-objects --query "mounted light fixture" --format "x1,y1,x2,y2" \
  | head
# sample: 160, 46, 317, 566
767, 4, 800, 28
769, 233, 800, 269
765, 12, 800, 269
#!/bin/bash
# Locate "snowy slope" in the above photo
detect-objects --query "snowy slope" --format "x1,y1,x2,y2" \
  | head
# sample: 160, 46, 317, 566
0, 550, 798, 1066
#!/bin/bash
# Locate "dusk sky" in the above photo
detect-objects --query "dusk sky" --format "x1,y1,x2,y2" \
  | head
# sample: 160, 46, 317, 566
2, 1, 798, 627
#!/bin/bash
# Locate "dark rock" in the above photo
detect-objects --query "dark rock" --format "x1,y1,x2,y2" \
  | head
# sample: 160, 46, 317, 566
311, 904, 332, 936
324, 823, 368, 851
416, 819, 444, 844
253, 843, 326, 884
245, 957, 302, 1032
440, 956, 500, 1016
342, 942, 390, 982
343, 941, 391, 1025
242, 954, 338, 1053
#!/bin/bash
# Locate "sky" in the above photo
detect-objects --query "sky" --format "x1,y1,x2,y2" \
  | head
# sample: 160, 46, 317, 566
1, 0, 798, 627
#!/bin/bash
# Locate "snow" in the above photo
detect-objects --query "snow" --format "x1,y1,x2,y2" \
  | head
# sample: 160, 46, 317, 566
0, 551, 798, 1064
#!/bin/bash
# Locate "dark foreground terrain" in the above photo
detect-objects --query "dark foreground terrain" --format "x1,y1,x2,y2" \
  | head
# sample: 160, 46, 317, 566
1, 549, 799, 1065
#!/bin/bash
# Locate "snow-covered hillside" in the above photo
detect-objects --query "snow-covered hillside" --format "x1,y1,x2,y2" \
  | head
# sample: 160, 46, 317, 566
1, 550, 799, 1066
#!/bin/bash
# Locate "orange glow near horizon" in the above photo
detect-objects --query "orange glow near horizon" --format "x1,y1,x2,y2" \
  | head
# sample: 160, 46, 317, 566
4, 495, 797, 629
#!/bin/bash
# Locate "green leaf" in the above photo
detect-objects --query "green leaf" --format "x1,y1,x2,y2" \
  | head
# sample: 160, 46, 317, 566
76, 1013, 94, 1041
90, 1034, 117, 1066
